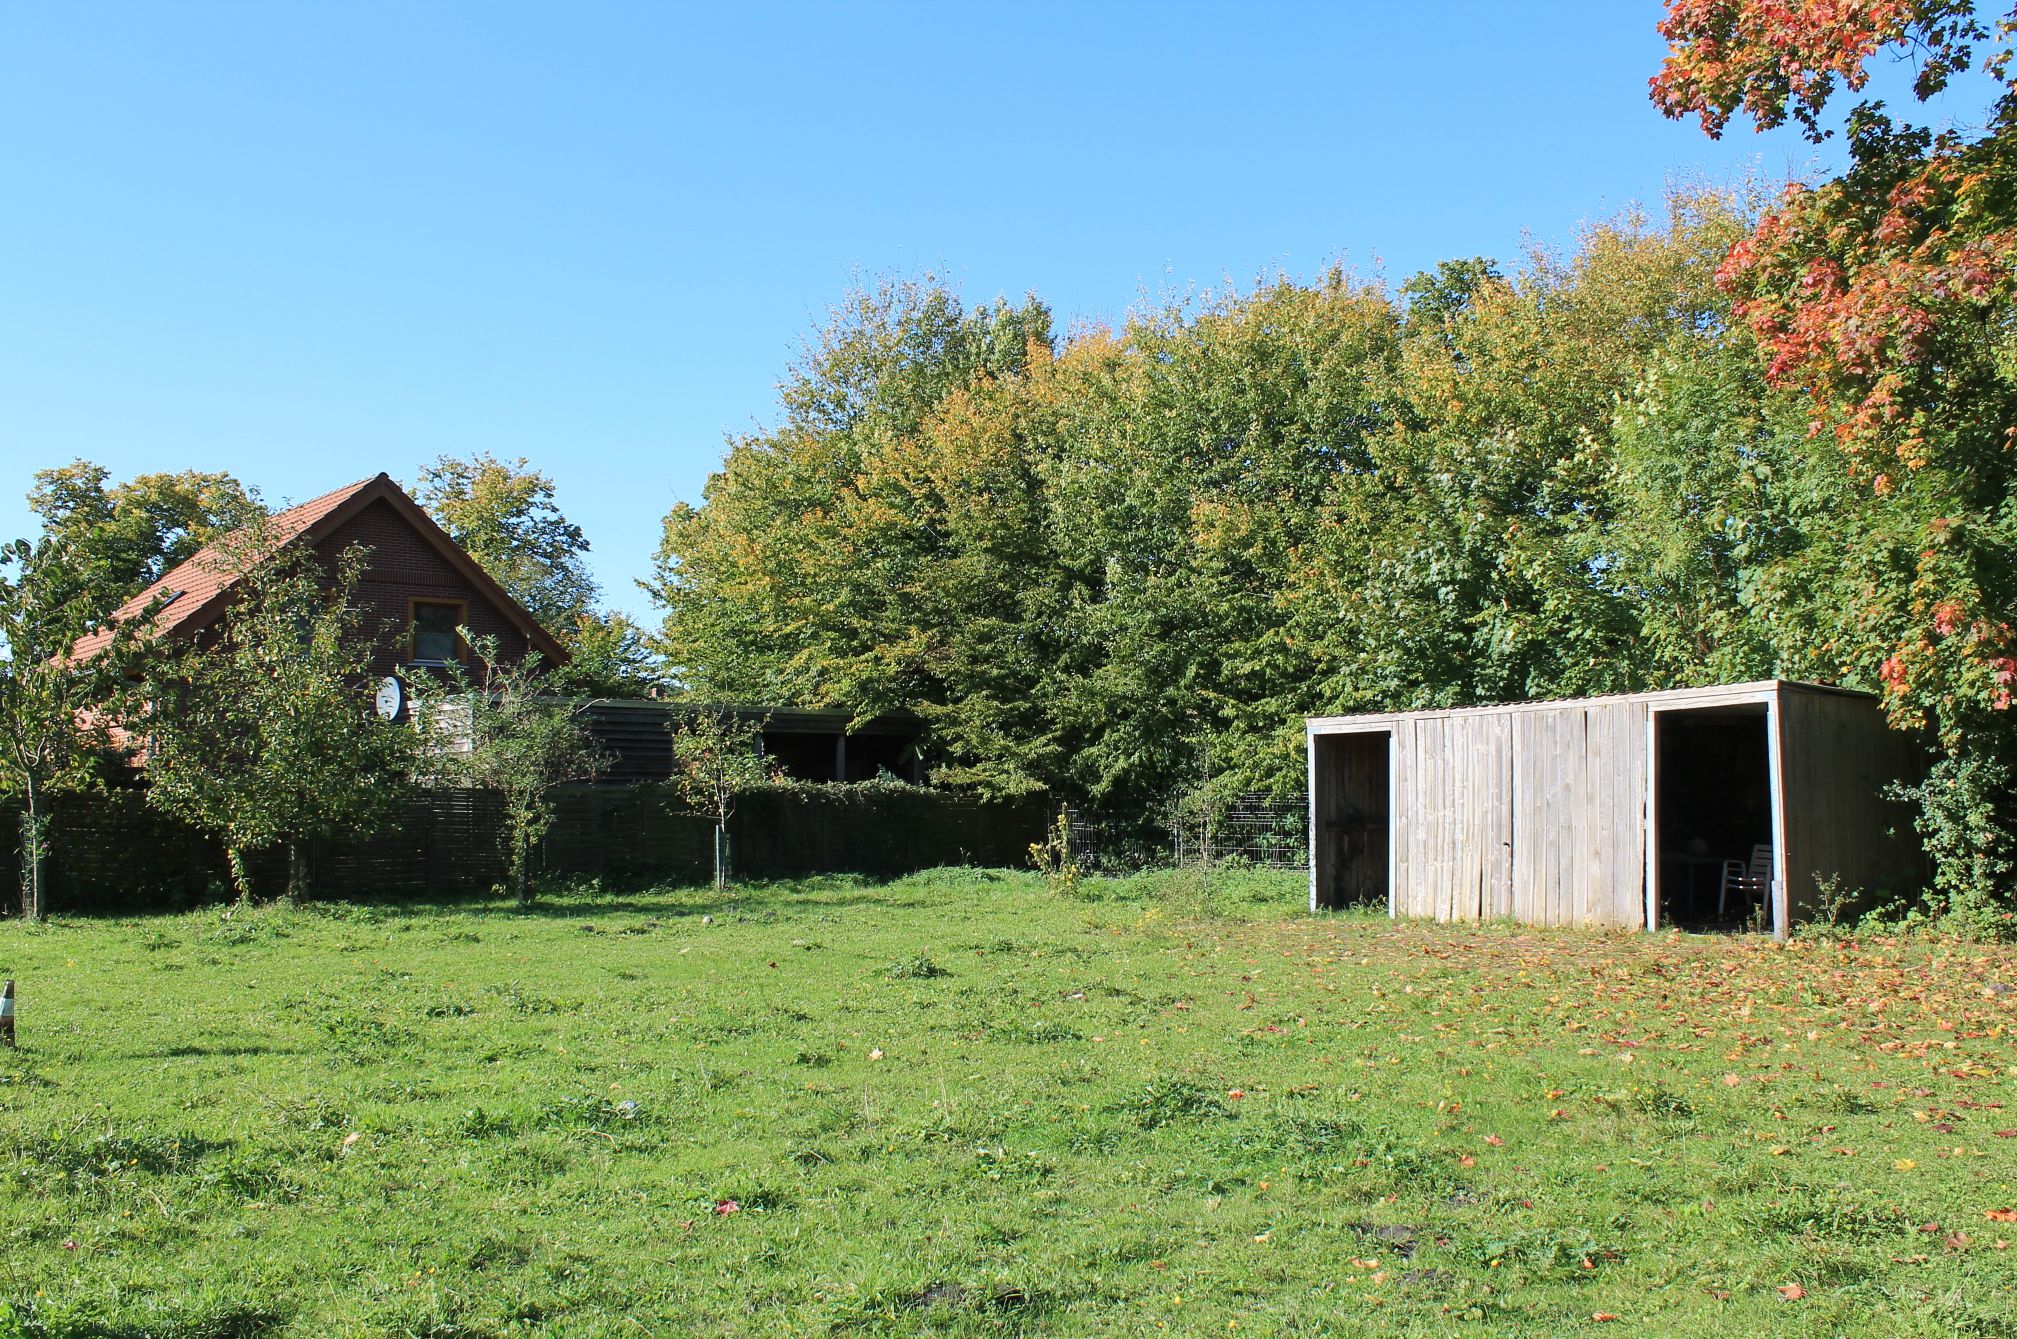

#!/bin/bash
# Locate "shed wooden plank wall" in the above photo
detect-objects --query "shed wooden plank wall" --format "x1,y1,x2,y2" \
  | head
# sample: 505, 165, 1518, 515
1504, 700, 1646, 927
1390, 712, 1513, 921
1778, 687, 1926, 913
1312, 681, 1923, 932
1338, 696, 1650, 927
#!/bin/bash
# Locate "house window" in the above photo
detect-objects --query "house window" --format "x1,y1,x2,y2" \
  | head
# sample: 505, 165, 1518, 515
409, 600, 466, 665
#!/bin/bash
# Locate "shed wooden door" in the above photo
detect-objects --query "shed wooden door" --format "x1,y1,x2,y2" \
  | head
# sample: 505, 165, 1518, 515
1510, 702, 1648, 927
1394, 714, 1512, 920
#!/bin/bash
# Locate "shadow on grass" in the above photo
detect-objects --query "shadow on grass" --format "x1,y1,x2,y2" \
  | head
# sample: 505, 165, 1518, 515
28, 1307, 287, 1339
24, 867, 1026, 926
141, 1043, 294, 1060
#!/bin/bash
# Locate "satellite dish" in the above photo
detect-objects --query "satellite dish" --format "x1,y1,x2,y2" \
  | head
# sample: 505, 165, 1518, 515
375, 675, 405, 721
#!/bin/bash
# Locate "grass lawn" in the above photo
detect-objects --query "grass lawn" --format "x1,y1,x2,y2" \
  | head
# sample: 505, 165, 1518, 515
1, 867, 2013, 1337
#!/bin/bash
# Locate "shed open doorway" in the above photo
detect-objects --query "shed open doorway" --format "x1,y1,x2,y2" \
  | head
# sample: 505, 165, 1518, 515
1310, 731, 1391, 910
1651, 704, 1776, 932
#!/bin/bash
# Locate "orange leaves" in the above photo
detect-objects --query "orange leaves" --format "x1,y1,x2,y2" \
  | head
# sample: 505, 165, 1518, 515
1651, 0, 1945, 139
1987, 1208, 2017, 1222
1777, 1283, 1808, 1301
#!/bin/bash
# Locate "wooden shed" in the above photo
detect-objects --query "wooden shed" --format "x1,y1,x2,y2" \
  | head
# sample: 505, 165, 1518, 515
1306, 681, 1925, 937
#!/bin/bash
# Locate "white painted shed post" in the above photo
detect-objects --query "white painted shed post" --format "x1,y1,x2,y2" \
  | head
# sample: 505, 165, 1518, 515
1643, 709, 1659, 932
1306, 725, 1319, 915
1387, 730, 1399, 919
1766, 688, 1791, 941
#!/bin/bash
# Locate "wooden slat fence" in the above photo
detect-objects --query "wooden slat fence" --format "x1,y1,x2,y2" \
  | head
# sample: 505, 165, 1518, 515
2, 784, 1051, 914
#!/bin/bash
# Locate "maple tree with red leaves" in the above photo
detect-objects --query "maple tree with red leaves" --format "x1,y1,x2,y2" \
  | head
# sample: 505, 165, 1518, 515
1656, 2, 2017, 921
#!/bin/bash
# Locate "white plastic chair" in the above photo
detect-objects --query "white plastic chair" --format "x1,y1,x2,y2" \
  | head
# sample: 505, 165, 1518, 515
1718, 843, 1772, 919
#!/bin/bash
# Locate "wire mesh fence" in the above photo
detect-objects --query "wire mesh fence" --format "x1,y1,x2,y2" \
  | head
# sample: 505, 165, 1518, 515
1063, 791, 1308, 874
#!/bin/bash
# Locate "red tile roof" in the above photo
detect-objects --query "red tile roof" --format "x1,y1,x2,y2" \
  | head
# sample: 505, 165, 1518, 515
68, 472, 567, 664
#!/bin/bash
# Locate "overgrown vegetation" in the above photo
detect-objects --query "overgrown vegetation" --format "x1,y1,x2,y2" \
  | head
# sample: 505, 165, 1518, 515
0, 870, 2011, 1335
139, 540, 416, 906
0, 536, 142, 922
648, 14, 2017, 919
433, 636, 606, 905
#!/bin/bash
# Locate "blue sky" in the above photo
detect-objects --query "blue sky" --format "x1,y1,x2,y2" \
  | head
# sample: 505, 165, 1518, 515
0, 2, 1978, 622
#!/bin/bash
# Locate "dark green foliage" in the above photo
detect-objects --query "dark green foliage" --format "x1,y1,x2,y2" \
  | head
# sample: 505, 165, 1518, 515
139, 542, 417, 905
649, 203, 2012, 916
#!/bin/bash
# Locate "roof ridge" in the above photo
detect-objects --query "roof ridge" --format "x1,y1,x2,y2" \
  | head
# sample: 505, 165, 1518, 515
71, 474, 387, 656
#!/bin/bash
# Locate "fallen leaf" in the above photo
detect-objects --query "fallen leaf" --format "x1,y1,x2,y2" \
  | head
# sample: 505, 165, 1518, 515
1777, 1283, 1806, 1300
1591, 1313, 1621, 1323
1986, 1209, 2017, 1223
1485, 1134, 1504, 1146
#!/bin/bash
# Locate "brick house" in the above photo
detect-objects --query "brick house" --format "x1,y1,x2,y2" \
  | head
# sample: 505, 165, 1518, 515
73, 472, 566, 686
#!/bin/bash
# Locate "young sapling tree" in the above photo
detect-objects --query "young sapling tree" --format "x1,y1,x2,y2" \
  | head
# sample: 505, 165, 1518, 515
432, 636, 605, 905
667, 703, 778, 891
0, 535, 141, 920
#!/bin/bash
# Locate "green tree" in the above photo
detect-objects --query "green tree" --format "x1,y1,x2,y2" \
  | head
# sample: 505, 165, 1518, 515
649, 277, 1054, 708
415, 454, 598, 631
1655, 0, 2017, 919
554, 609, 661, 699
27, 461, 263, 616
141, 541, 416, 905
667, 704, 778, 891
0, 536, 140, 919
434, 637, 605, 904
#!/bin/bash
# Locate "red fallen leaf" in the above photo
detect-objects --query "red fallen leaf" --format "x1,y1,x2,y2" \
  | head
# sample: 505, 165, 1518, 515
714, 1199, 741, 1215
1485, 1134, 1504, 1146
1458, 1154, 1477, 1168
1591, 1313, 1622, 1322
1945, 1232, 1971, 1250
1986, 1209, 2017, 1223
1994, 1130, 2017, 1138
1777, 1283, 1807, 1300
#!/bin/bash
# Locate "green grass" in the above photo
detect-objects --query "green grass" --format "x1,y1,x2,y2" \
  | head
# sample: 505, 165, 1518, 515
1, 866, 2014, 1337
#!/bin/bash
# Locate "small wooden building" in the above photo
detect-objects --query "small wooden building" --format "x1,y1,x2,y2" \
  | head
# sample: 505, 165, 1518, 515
1306, 681, 1925, 937
578, 701, 929, 786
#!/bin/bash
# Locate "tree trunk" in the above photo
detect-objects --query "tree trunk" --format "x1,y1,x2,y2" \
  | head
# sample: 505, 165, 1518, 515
513, 829, 531, 905
225, 845, 254, 908
18, 780, 46, 922
284, 841, 309, 906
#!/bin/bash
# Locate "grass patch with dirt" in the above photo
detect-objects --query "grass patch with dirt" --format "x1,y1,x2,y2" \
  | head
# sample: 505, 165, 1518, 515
0, 866, 2013, 1336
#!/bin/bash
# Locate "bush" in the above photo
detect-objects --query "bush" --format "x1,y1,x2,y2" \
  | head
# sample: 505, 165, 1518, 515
1895, 749, 2017, 937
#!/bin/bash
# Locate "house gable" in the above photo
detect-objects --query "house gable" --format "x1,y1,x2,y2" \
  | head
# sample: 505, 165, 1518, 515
70, 472, 566, 674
